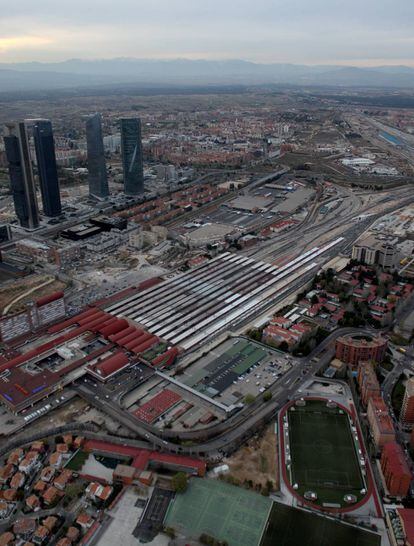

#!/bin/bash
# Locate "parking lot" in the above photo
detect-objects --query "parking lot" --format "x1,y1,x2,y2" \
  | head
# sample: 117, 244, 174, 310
180, 337, 294, 404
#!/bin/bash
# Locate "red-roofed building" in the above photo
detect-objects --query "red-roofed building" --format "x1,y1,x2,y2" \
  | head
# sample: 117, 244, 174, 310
357, 361, 381, 407
381, 442, 412, 497
397, 508, 414, 546
134, 389, 181, 424
367, 397, 395, 450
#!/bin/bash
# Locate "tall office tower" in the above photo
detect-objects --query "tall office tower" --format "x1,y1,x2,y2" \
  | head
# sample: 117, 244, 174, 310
3, 122, 40, 229
120, 118, 144, 195
86, 113, 109, 198
32, 119, 62, 217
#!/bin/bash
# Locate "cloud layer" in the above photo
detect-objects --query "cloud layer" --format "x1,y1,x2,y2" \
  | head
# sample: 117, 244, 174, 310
1, 0, 413, 65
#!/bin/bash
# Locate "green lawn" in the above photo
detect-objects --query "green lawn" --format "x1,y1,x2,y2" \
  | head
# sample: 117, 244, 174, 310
287, 401, 365, 507
261, 502, 381, 546
65, 450, 88, 471
165, 478, 271, 546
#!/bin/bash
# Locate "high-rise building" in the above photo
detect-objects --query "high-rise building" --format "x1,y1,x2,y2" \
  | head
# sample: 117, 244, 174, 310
86, 113, 109, 199
120, 118, 144, 195
32, 119, 62, 217
3, 122, 39, 229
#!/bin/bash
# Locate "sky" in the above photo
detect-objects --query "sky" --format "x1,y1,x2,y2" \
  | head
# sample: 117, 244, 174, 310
1, 0, 413, 66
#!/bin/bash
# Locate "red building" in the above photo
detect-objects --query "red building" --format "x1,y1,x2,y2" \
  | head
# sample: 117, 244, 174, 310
335, 334, 387, 368
367, 397, 395, 450
357, 361, 381, 407
381, 442, 412, 497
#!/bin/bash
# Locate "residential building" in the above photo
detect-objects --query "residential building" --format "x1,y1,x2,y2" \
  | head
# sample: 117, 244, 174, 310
352, 234, 399, 270
367, 396, 395, 450
381, 442, 412, 497
401, 377, 414, 426
335, 334, 388, 368
0, 532, 14, 546
357, 361, 381, 407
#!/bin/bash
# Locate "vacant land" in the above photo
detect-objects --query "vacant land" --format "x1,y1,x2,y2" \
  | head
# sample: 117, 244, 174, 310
287, 401, 365, 506
0, 274, 66, 314
226, 423, 279, 489
165, 478, 271, 546
261, 502, 381, 546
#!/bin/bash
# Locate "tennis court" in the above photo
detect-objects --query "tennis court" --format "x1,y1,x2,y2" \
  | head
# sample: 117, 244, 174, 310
287, 400, 365, 506
261, 502, 380, 546
165, 478, 271, 546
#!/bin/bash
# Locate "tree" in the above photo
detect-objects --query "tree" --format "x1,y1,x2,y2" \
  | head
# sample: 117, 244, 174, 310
164, 526, 176, 538
244, 394, 255, 405
263, 391, 272, 402
279, 341, 289, 352
171, 472, 188, 493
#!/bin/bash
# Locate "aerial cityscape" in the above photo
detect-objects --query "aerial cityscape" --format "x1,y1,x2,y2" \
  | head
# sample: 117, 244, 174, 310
0, 2, 413, 546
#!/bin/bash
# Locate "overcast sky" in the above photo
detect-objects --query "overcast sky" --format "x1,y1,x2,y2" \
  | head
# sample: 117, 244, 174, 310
1, 0, 413, 66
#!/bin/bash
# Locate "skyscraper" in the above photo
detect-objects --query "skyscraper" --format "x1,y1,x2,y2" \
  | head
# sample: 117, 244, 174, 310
120, 118, 144, 195
32, 119, 62, 217
3, 122, 40, 229
86, 113, 109, 199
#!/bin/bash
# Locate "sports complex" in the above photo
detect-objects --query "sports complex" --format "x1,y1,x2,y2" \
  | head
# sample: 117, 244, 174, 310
165, 478, 272, 546
280, 398, 371, 511
165, 478, 381, 546
261, 502, 381, 546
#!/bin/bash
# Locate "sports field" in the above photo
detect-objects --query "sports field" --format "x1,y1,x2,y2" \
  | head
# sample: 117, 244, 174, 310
287, 400, 366, 507
261, 502, 381, 546
165, 478, 272, 546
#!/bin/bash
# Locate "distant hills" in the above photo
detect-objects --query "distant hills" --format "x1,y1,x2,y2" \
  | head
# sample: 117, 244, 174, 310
1, 58, 414, 93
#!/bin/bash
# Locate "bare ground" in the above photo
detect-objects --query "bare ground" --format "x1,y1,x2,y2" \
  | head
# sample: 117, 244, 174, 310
224, 423, 279, 490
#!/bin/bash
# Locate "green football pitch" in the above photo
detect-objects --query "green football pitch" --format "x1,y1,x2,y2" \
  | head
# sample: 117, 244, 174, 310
261, 502, 381, 546
287, 401, 365, 506
165, 478, 272, 546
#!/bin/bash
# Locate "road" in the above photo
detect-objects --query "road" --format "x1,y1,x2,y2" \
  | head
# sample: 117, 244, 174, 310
72, 327, 369, 457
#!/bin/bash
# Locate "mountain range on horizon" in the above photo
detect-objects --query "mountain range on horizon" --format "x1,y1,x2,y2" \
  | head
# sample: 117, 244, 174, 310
1, 58, 414, 93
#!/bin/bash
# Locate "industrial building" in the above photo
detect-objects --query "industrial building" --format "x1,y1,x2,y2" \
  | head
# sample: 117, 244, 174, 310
106, 238, 344, 350
0, 295, 178, 413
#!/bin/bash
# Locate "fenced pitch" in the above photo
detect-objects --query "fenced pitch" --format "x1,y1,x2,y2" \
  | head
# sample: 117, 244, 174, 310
261, 502, 381, 546
165, 478, 271, 546
287, 400, 366, 506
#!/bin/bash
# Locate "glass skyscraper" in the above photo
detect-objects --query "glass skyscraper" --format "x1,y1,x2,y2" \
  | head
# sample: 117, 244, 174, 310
32, 119, 62, 217
120, 118, 144, 195
86, 113, 109, 198
3, 122, 40, 229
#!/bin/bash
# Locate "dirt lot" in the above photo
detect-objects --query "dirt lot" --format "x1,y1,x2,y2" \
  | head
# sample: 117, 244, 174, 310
0, 274, 67, 314
225, 423, 279, 490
